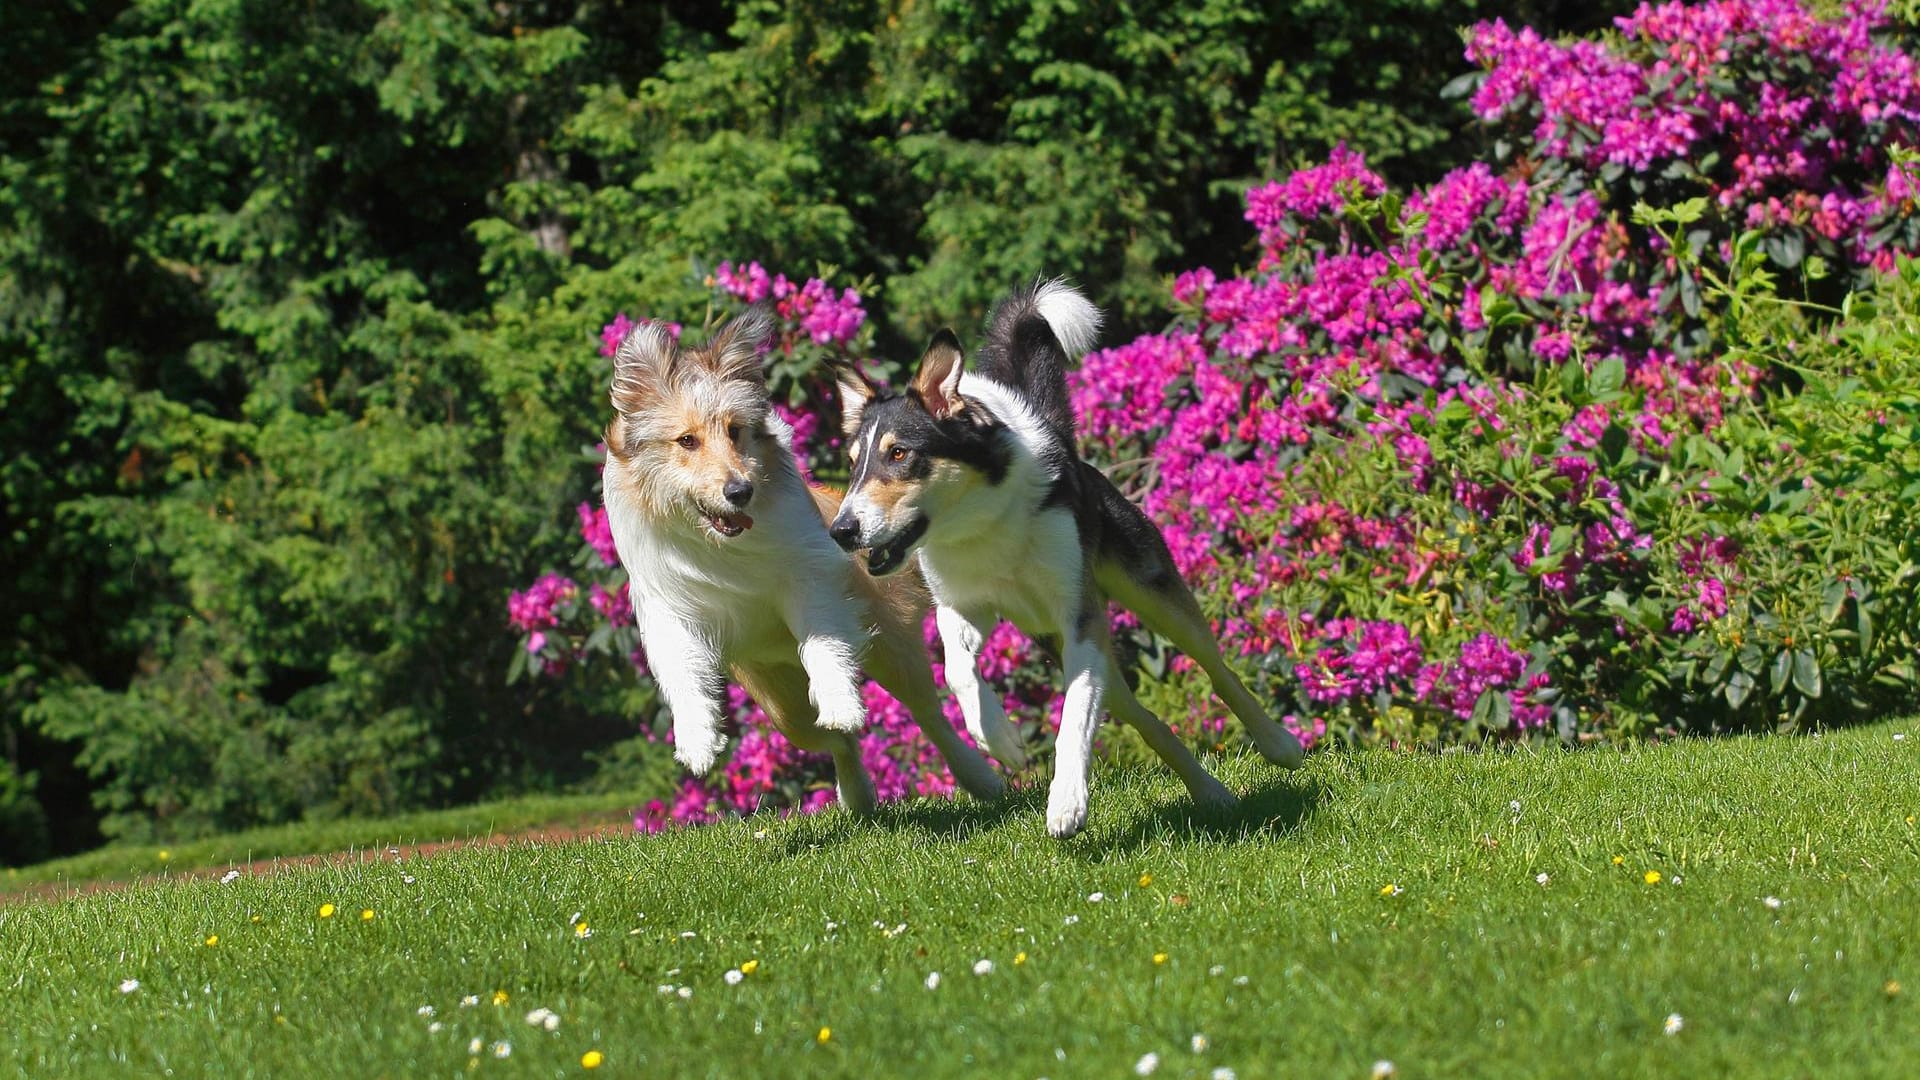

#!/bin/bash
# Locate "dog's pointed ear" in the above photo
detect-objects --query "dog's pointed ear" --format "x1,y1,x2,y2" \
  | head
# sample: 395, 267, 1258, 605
834, 363, 880, 436
703, 307, 773, 387
610, 320, 677, 415
912, 329, 967, 420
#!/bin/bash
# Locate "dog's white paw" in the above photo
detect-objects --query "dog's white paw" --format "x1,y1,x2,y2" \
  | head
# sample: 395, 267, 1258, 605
1248, 721, 1306, 769
673, 726, 727, 776
814, 689, 867, 733
1046, 777, 1090, 839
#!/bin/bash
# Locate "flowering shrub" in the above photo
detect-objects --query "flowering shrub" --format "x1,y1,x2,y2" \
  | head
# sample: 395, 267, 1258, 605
1076, 0, 1920, 746
513, 0, 1920, 830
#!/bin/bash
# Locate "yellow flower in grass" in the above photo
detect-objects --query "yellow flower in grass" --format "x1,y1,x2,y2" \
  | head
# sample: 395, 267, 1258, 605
1138, 873, 1153, 887
1612, 855, 1625, 866
817, 1027, 832, 1044
1886, 980, 1903, 998
739, 959, 759, 975
361, 909, 375, 921
204, 935, 219, 947
1153, 952, 1168, 966
157, 850, 172, 863
1380, 884, 1403, 897
1644, 870, 1662, 885
492, 989, 510, 1006
318, 903, 336, 919
581, 1050, 605, 1069
1014, 952, 1027, 966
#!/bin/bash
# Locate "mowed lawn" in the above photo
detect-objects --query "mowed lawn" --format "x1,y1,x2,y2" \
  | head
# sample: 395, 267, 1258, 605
6, 722, 1918, 1079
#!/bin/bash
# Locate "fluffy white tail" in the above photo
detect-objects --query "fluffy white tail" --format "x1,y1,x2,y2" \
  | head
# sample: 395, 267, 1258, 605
1033, 278, 1103, 360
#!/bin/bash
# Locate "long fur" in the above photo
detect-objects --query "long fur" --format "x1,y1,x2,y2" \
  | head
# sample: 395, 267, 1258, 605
601, 313, 1004, 808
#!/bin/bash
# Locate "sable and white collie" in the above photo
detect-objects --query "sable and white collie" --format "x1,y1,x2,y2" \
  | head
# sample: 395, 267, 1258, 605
828, 281, 1304, 838
600, 310, 1005, 812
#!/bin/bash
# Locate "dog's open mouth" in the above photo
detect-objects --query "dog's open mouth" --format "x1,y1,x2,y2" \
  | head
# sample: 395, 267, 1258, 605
864, 517, 928, 576
704, 511, 754, 538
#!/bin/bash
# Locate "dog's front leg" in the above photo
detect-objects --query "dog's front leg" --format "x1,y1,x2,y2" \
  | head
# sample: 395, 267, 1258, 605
935, 604, 1027, 769
641, 614, 728, 775
787, 590, 869, 733
1047, 632, 1107, 839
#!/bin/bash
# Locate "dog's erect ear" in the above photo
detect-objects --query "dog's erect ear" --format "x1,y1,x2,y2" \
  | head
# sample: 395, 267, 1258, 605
610, 320, 678, 415
702, 307, 773, 387
834, 363, 880, 436
912, 329, 967, 420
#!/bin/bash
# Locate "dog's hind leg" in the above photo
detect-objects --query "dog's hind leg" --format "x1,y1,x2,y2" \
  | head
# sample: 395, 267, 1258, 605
1098, 568, 1306, 769
934, 605, 1029, 770
734, 662, 878, 816
863, 631, 1007, 802
1104, 664, 1237, 813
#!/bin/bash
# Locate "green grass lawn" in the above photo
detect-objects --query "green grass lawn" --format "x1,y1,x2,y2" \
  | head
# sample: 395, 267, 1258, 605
6, 721, 1919, 1079
2, 791, 648, 892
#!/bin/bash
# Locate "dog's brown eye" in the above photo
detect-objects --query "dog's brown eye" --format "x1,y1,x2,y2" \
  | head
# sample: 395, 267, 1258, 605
727, 424, 741, 443
889, 446, 908, 463
676, 434, 700, 450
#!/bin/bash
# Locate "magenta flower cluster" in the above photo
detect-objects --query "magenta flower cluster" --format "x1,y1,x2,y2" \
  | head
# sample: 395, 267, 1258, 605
1071, 0, 1918, 741
713, 261, 868, 346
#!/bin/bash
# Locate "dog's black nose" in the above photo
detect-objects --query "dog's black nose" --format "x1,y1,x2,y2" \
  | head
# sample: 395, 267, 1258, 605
828, 514, 861, 550
723, 478, 754, 508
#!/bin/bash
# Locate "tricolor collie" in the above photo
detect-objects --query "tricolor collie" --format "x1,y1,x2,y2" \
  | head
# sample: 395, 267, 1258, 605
828, 281, 1304, 838
600, 310, 1005, 812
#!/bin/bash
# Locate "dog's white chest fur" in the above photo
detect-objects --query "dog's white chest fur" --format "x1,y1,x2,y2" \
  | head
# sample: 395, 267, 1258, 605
604, 472, 850, 661
920, 507, 1082, 636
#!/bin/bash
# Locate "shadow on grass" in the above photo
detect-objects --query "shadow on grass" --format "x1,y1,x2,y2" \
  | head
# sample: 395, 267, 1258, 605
777, 769, 1323, 857
1076, 772, 1326, 858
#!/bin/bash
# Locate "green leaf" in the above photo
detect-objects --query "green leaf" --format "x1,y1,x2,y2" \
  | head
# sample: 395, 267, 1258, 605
1589, 358, 1626, 397
1820, 580, 1848, 624
1725, 670, 1755, 709
1769, 650, 1792, 695
1790, 651, 1822, 699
